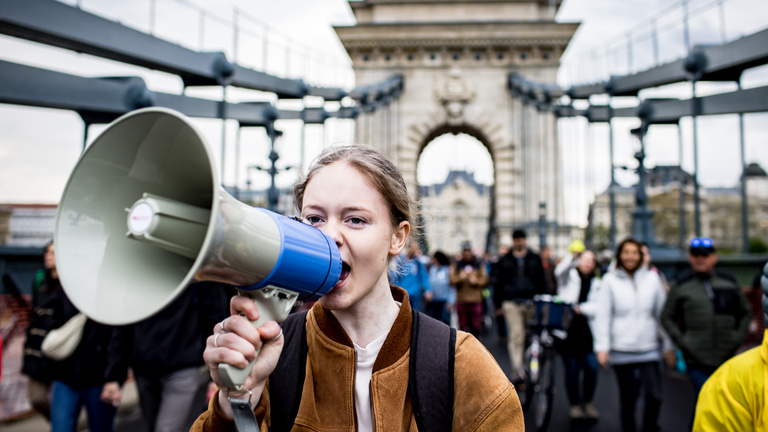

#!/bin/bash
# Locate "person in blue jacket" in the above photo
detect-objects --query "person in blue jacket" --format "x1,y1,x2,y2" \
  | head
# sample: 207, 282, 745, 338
391, 241, 430, 312
424, 250, 454, 325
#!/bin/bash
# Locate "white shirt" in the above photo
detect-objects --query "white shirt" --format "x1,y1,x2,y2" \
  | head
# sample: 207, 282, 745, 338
353, 331, 389, 432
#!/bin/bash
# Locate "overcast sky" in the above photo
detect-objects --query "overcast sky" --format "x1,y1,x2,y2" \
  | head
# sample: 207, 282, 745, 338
0, 0, 766, 227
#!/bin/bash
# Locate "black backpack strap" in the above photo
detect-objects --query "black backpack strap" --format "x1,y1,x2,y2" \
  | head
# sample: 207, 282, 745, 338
268, 310, 308, 432
409, 310, 456, 432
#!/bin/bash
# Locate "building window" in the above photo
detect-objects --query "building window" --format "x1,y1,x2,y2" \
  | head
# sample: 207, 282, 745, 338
454, 202, 467, 215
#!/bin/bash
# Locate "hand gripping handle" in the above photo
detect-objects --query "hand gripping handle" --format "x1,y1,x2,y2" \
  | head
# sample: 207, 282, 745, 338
218, 287, 298, 390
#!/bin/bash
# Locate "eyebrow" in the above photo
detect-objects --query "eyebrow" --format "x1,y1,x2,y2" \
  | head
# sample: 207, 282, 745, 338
302, 204, 372, 214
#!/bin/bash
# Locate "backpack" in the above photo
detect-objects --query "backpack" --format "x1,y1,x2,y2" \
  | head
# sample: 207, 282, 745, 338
269, 309, 456, 431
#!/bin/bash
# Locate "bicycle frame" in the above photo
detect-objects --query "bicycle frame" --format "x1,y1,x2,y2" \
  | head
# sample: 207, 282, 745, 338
520, 294, 570, 432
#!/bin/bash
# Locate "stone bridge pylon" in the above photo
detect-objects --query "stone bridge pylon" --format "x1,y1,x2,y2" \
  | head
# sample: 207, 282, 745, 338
335, 0, 577, 246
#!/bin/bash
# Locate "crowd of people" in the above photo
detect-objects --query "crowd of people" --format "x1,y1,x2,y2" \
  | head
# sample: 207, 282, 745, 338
388, 225, 760, 431
12, 144, 767, 432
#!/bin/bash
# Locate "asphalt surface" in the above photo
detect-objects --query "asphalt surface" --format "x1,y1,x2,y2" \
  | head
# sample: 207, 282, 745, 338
476, 325, 697, 432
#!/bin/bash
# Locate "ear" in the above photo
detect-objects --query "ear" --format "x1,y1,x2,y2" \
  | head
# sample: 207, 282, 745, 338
389, 221, 410, 256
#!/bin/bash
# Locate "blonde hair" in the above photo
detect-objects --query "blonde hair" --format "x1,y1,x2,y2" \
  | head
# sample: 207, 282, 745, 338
293, 145, 417, 231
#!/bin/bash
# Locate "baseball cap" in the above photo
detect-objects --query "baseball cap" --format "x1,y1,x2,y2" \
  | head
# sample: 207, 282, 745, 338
569, 239, 586, 254
689, 237, 716, 256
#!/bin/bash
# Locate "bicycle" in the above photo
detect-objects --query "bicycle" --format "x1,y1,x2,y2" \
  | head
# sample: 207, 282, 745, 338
519, 295, 573, 432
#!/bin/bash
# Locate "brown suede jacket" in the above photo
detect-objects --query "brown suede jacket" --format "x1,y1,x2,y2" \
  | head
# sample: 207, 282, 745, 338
192, 286, 524, 431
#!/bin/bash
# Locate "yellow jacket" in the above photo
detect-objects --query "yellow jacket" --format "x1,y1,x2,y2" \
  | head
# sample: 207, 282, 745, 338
693, 330, 768, 431
192, 287, 524, 431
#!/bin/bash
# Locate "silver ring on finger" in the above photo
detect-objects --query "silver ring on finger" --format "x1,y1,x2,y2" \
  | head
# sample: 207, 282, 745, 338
214, 332, 222, 348
221, 318, 228, 333
269, 328, 283, 342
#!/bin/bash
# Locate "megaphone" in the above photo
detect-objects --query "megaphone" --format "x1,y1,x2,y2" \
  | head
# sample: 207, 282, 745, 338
54, 107, 341, 389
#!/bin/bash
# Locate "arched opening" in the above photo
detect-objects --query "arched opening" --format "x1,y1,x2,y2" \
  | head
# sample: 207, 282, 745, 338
417, 131, 495, 258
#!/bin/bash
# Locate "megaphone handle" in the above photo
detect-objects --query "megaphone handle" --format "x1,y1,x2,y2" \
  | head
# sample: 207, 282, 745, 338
218, 287, 298, 390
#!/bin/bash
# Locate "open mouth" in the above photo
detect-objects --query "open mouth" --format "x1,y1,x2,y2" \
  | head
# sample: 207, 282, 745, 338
335, 262, 351, 287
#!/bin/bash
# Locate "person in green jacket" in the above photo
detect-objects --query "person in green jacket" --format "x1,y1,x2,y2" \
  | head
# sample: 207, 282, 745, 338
660, 237, 752, 395
692, 261, 768, 432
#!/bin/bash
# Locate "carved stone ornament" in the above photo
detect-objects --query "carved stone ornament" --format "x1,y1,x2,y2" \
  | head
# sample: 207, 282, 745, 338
434, 67, 475, 125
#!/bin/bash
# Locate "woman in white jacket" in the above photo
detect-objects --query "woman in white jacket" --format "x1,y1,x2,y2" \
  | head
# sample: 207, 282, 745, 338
593, 237, 673, 432
555, 250, 602, 421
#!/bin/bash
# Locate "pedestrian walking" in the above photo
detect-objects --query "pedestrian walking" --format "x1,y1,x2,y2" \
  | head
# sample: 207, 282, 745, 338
556, 249, 602, 421
692, 261, 768, 431
22, 241, 57, 422
593, 237, 674, 432
424, 250, 453, 325
23, 240, 122, 432
492, 229, 548, 382
660, 238, 751, 395
51, 294, 121, 432
450, 242, 488, 336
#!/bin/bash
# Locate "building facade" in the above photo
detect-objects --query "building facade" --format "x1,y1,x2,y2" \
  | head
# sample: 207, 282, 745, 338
587, 164, 768, 253
419, 170, 491, 257
0, 204, 58, 247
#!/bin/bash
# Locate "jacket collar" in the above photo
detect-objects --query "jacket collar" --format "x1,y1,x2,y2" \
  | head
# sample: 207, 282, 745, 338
311, 286, 413, 373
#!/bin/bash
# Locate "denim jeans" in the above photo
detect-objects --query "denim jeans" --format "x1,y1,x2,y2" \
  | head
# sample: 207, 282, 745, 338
51, 380, 116, 432
687, 367, 713, 396
563, 353, 598, 405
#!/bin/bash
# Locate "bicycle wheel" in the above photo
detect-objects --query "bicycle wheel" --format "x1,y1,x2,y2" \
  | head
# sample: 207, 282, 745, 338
517, 346, 535, 410
516, 366, 533, 411
531, 353, 555, 431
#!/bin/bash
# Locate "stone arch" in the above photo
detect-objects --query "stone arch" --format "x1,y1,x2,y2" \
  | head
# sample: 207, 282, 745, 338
399, 110, 516, 250
401, 110, 510, 187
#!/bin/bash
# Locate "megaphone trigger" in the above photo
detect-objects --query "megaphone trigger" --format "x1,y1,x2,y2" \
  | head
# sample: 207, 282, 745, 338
218, 287, 299, 390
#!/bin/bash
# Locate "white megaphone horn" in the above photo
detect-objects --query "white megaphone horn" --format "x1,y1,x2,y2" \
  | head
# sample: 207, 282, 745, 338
54, 107, 341, 389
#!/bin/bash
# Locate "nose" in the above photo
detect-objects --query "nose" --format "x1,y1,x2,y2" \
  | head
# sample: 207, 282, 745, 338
321, 219, 344, 248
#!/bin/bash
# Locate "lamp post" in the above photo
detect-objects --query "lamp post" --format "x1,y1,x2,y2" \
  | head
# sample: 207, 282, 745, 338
249, 129, 292, 213
538, 202, 547, 250
629, 123, 656, 246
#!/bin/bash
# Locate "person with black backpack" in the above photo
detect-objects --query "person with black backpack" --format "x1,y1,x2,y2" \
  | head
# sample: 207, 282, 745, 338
193, 146, 524, 431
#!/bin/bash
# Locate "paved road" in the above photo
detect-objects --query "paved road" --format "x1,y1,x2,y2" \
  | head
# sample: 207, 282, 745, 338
476, 325, 698, 432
